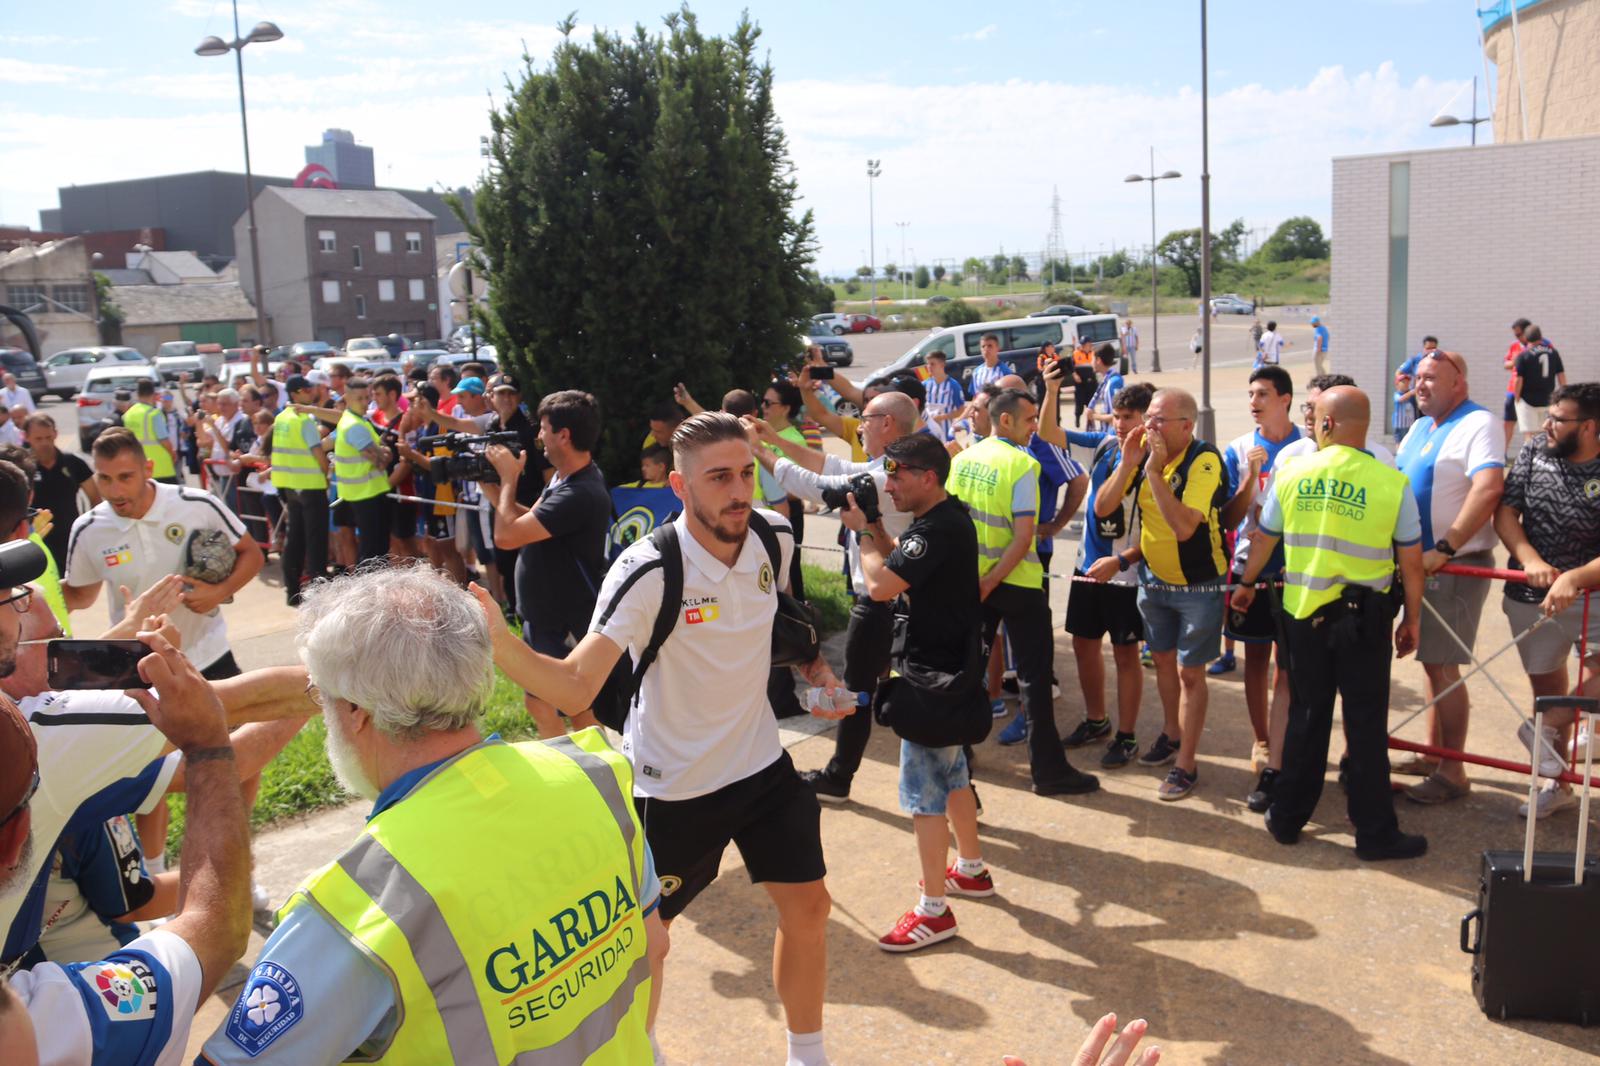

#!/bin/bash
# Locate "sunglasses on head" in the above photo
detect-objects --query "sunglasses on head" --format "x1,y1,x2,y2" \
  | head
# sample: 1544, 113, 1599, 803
882, 457, 930, 475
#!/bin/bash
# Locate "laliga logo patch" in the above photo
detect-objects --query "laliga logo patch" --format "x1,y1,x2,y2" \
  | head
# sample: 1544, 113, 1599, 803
758, 561, 773, 593
164, 523, 185, 545
226, 962, 304, 1055
901, 535, 926, 559
92, 959, 157, 1020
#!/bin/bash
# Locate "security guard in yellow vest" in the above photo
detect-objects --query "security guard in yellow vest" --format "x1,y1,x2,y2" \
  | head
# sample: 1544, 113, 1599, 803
124, 379, 178, 483
198, 566, 666, 1065
947, 386, 1099, 796
269, 374, 330, 607
331, 376, 393, 564
1233, 386, 1428, 861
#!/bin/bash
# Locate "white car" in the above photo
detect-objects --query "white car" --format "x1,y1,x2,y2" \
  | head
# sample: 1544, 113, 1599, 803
153, 340, 204, 383
43, 346, 149, 400
812, 313, 851, 335
76, 365, 162, 451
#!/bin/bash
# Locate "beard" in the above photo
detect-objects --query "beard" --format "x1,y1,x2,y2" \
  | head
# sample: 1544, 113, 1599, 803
691, 498, 751, 544
0, 833, 32, 894
0, 644, 15, 679
1543, 432, 1578, 460
323, 712, 380, 800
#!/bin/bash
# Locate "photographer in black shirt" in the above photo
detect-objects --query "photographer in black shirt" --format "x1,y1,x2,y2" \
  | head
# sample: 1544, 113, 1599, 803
482, 375, 549, 618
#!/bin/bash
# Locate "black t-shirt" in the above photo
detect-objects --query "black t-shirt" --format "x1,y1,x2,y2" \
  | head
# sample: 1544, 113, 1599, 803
884, 496, 982, 665
514, 461, 611, 634
489, 408, 549, 507
32, 451, 93, 570
1501, 436, 1600, 603
1514, 343, 1565, 407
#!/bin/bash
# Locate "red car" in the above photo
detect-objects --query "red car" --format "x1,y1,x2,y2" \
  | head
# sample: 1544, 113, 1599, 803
844, 313, 881, 334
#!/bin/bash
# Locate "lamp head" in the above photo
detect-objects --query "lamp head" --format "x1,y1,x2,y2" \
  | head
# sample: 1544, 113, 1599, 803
1124, 174, 1144, 183
1430, 115, 1461, 128
194, 34, 231, 56
247, 21, 284, 44
1159, 170, 1182, 179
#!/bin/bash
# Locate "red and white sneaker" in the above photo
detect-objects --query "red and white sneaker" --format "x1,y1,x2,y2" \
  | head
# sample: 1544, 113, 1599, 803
944, 864, 996, 898
877, 907, 958, 953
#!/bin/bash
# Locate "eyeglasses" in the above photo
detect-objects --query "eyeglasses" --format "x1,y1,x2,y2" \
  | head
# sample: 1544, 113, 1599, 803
882, 458, 931, 475
0, 588, 31, 615
1145, 416, 1191, 428
1544, 414, 1589, 426
1, 770, 38, 829
761, 399, 780, 408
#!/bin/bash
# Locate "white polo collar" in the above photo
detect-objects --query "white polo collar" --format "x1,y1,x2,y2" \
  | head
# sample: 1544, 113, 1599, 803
674, 513, 764, 583
102, 480, 176, 532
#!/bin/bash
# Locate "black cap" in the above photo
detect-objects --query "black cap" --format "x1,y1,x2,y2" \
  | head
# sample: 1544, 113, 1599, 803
487, 373, 520, 393
285, 374, 314, 395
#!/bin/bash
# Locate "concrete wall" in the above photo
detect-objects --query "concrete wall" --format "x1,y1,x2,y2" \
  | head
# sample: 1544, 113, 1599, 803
0, 238, 100, 355
236, 195, 311, 347
1486, 0, 1600, 143
1330, 135, 1600, 410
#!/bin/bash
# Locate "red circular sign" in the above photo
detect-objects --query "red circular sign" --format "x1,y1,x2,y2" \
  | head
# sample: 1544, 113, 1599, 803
294, 164, 337, 189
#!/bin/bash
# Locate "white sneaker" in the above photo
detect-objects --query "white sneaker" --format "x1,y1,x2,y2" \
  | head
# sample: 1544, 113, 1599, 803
1519, 783, 1579, 820
1518, 720, 1567, 778
251, 881, 273, 912
1572, 727, 1598, 762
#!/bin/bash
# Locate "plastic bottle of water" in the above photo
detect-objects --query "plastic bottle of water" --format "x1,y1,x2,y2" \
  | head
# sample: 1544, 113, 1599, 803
803, 687, 860, 715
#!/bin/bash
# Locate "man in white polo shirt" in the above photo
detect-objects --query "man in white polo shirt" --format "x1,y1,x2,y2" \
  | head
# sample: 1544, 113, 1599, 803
488, 411, 850, 1066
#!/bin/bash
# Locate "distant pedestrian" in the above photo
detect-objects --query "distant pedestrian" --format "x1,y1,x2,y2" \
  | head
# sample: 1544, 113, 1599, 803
1512, 325, 1567, 444
1120, 318, 1140, 374
1310, 315, 1329, 377
1249, 317, 1264, 355
1255, 321, 1287, 368
1189, 327, 1203, 369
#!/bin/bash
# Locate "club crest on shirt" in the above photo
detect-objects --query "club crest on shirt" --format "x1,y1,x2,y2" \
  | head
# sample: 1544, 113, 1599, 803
90, 958, 158, 1021
1585, 478, 1600, 500
164, 523, 185, 544
226, 962, 305, 1055
757, 561, 773, 593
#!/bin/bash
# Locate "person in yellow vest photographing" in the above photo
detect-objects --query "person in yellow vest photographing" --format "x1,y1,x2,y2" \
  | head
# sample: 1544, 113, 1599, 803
1232, 386, 1429, 862
196, 562, 666, 1064
124, 379, 179, 485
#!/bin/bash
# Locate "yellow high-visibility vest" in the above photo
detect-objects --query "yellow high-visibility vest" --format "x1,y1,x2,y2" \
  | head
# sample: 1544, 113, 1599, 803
1274, 444, 1407, 619
332, 409, 389, 502
269, 409, 326, 491
947, 434, 1044, 590
123, 402, 175, 478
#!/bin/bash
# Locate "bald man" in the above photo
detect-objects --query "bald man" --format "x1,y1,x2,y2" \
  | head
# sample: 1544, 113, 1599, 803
1393, 352, 1505, 804
1235, 387, 1428, 860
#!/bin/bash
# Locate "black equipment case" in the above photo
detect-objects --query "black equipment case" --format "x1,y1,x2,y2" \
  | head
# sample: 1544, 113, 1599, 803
1461, 696, 1600, 1024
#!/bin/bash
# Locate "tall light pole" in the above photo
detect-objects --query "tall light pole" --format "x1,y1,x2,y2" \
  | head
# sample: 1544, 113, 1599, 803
1197, 0, 1216, 443
866, 160, 881, 308
196, 1, 282, 348
1124, 148, 1182, 373
895, 221, 909, 300
1431, 75, 1490, 145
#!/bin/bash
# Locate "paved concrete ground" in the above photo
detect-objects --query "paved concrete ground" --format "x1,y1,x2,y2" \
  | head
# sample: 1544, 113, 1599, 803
176, 349, 1600, 1061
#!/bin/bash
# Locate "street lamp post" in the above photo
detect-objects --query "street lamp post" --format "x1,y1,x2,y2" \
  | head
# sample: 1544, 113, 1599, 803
1124, 148, 1182, 373
895, 221, 909, 301
866, 160, 881, 309
1198, 0, 1216, 443
1431, 75, 1490, 145
196, 1, 282, 349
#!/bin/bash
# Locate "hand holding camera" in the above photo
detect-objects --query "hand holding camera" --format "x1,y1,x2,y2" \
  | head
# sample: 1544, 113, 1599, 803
821, 472, 882, 526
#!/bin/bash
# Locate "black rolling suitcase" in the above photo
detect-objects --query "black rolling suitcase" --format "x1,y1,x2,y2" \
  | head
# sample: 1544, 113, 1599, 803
1460, 696, 1600, 1024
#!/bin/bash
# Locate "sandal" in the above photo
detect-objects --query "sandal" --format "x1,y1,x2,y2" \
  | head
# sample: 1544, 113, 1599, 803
1390, 754, 1439, 778
1403, 771, 1471, 805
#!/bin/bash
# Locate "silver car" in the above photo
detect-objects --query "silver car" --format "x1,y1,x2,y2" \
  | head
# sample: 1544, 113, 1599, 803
43, 346, 149, 400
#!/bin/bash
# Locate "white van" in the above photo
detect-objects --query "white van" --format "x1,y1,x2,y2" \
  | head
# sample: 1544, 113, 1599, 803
864, 313, 1121, 388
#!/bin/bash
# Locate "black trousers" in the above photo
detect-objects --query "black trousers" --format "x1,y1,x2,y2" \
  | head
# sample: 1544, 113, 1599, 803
280, 488, 329, 604
349, 494, 392, 564
824, 596, 895, 784
1268, 598, 1402, 848
982, 582, 1072, 783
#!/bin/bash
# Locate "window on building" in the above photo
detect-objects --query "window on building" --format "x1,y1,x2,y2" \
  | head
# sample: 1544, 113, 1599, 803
322, 280, 341, 304
374, 231, 392, 254
405, 232, 422, 253
52, 285, 90, 314
355, 294, 367, 319
378, 279, 396, 302
352, 245, 363, 270
408, 278, 425, 301
6, 285, 47, 311
318, 230, 336, 253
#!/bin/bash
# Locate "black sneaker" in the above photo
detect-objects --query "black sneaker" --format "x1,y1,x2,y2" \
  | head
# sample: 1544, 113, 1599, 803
799, 769, 850, 804
1336, 756, 1350, 790
1001, 675, 1020, 695
1101, 735, 1139, 769
971, 783, 984, 817
1355, 832, 1428, 862
1246, 768, 1280, 813
1137, 732, 1181, 767
1062, 717, 1112, 749
1264, 807, 1300, 845
1033, 766, 1101, 796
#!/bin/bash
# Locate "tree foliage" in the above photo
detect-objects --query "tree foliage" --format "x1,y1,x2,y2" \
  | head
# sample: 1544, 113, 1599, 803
913, 265, 930, 290
932, 264, 946, 283
1258, 216, 1329, 262
467, 8, 815, 479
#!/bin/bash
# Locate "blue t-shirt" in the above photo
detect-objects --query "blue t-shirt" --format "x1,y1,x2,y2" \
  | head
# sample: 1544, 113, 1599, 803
1396, 350, 1431, 380
1076, 435, 1141, 581
1221, 426, 1305, 574
967, 361, 1015, 399
1028, 435, 1085, 557
1088, 372, 1124, 416
1312, 324, 1330, 352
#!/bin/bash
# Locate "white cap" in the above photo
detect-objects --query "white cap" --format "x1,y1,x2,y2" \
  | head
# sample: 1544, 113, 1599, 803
306, 370, 331, 386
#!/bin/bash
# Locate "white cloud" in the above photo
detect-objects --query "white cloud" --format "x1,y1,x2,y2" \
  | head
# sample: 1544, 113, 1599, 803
954, 24, 999, 42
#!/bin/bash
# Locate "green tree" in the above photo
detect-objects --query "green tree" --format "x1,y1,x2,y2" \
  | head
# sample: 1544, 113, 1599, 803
913, 265, 930, 290
1008, 255, 1028, 280
1156, 228, 1208, 296
932, 263, 946, 284
466, 8, 814, 478
882, 262, 897, 281
950, 270, 964, 288
1215, 218, 1248, 262
843, 277, 860, 295
989, 253, 1007, 278
962, 256, 984, 277
855, 264, 873, 278
802, 272, 835, 314
939, 299, 981, 327
93, 272, 124, 345
1259, 216, 1329, 261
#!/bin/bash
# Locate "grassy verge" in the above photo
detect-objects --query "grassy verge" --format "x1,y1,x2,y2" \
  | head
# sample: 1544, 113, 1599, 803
164, 562, 852, 856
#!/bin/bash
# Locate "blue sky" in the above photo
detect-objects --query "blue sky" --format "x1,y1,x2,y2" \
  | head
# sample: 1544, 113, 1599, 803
1, 1, 1493, 274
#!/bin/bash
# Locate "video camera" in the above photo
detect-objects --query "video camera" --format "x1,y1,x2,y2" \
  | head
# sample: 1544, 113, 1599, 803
415, 431, 522, 484
820, 471, 882, 524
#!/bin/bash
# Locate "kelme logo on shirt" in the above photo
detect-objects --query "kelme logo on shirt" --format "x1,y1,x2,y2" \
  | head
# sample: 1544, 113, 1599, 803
683, 595, 721, 624
226, 962, 304, 1055
102, 543, 132, 567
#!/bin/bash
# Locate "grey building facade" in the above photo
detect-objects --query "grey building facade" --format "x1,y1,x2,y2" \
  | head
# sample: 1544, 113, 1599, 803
236, 187, 440, 347
305, 129, 375, 187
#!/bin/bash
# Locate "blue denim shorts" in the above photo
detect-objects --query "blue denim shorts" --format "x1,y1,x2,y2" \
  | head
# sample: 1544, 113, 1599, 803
1137, 574, 1225, 668
898, 740, 970, 816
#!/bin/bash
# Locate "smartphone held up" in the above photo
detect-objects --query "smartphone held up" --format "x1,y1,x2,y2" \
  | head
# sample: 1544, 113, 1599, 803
46, 640, 153, 690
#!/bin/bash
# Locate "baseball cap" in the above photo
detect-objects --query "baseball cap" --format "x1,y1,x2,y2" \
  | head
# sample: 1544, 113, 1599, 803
1309, 315, 1321, 324
306, 370, 331, 386
284, 374, 314, 395
452, 376, 486, 396
487, 374, 520, 393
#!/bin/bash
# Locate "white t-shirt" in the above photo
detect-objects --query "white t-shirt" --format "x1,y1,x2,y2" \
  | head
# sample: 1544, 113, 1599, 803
64, 482, 249, 671
1271, 434, 1395, 472
15, 928, 202, 1066
591, 509, 794, 801
1257, 330, 1285, 364
2, 385, 36, 412
771, 453, 914, 589
2, 691, 178, 962
1395, 401, 1504, 555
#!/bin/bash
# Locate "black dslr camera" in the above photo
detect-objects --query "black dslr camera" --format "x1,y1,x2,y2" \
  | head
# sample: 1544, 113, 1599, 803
820, 472, 881, 523
416, 431, 522, 484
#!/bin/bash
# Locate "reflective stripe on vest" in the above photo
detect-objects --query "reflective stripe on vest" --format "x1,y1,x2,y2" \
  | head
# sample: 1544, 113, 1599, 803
125, 403, 175, 478
1274, 445, 1407, 619
282, 732, 652, 1066
946, 435, 1044, 589
269, 409, 326, 490
333, 409, 389, 501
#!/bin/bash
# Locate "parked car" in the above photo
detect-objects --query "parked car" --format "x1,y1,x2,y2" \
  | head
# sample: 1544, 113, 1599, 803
1029, 304, 1093, 318
800, 323, 853, 366
843, 313, 881, 334
345, 337, 389, 358
1208, 294, 1255, 315
925, 295, 952, 305
810, 313, 849, 333
0, 348, 47, 400
289, 340, 336, 361
435, 351, 498, 376
402, 348, 452, 372
153, 340, 204, 383
76, 365, 161, 451
864, 314, 1122, 392
42, 346, 148, 400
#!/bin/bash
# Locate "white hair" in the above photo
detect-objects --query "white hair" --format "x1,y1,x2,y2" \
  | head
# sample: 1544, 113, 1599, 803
216, 388, 240, 403
296, 560, 493, 739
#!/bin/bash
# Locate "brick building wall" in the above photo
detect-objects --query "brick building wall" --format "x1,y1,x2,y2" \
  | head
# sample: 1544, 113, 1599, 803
301, 217, 438, 344
1331, 135, 1600, 414
1486, 0, 1600, 143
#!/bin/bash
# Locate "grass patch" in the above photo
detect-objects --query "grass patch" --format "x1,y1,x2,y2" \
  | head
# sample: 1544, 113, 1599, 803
165, 562, 849, 854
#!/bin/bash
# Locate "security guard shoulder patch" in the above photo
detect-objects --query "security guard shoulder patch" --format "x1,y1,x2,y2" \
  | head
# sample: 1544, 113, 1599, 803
900, 534, 927, 559
226, 961, 305, 1055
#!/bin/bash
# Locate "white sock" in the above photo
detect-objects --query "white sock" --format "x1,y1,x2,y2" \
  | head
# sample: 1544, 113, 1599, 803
145, 851, 166, 875
955, 856, 986, 878
916, 893, 947, 917
786, 1029, 828, 1066
650, 1032, 667, 1065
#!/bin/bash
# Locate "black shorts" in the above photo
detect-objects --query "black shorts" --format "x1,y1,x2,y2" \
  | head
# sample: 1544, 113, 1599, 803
1224, 570, 1279, 642
635, 751, 825, 921
200, 651, 242, 681
393, 501, 419, 539
1064, 572, 1143, 645
426, 514, 455, 540
332, 495, 358, 528
1503, 392, 1516, 422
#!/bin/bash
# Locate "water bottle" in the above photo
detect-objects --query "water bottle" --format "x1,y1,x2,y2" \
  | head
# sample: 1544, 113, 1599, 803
803, 687, 859, 715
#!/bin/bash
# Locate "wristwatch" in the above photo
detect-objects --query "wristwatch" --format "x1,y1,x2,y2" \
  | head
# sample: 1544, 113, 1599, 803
1117, 554, 1132, 572
1434, 538, 1457, 557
